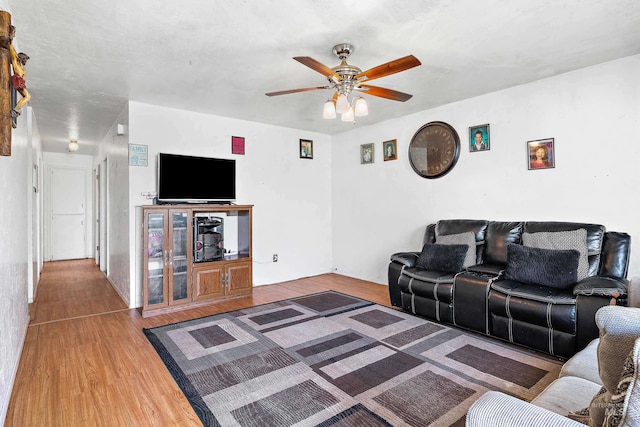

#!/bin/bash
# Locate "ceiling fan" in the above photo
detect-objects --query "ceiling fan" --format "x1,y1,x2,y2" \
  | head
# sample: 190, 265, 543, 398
266, 43, 421, 120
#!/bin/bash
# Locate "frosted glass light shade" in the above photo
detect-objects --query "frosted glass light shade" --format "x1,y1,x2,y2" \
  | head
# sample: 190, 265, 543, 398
322, 100, 336, 119
354, 97, 368, 116
335, 94, 349, 114
68, 140, 79, 152
341, 106, 355, 122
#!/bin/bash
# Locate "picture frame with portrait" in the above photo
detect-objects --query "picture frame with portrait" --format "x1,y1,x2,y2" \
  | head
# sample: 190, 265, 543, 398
469, 124, 490, 152
383, 139, 397, 161
527, 138, 555, 170
360, 143, 374, 164
300, 139, 313, 159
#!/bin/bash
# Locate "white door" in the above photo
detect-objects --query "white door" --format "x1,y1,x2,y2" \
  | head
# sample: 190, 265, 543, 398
50, 167, 86, 260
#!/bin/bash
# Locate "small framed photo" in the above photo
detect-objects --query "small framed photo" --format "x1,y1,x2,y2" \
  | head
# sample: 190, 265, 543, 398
231, 136, 245, 155
300, 139, 313, 159
527, 138, 555, 170
360, 143, 374, 164
383, 139, 397, 161
469, 124, 490, 152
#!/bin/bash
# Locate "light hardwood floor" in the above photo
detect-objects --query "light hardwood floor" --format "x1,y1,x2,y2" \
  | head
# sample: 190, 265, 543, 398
5, 259, 391, 426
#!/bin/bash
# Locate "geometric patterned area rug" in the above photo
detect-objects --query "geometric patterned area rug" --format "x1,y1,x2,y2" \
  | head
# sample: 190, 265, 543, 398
143, 291, 562, 426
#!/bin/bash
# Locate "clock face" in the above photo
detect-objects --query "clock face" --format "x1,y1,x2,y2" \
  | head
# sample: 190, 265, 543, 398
408, 121, 460, 178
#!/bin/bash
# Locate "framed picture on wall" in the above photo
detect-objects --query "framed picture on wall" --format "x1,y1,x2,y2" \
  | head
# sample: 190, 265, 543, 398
231, 136, 245, 155
469, 124, 490, 152
383, 139, 397, 161
300, 139, 313, 159
527, 138, 555, 170
360, 143, 374, 164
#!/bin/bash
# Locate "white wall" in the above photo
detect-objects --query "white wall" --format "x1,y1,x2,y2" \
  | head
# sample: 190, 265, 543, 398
332, 55, 640, 284
128, 102, 332, 307
95, 105, 131, 305
26, 108, 43, 302
0, 106, 30, 424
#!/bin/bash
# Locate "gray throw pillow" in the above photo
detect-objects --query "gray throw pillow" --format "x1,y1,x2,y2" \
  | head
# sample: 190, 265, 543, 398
436, 231, 476, 268
522, 229, 589, 281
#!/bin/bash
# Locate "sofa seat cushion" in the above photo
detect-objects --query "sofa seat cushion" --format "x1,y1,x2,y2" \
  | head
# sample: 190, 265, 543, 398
401, 267, 456, 284
560, 338, 601, 385
491, 280, 576, 305
490, 280, 577, 336
531, 376, 602, 416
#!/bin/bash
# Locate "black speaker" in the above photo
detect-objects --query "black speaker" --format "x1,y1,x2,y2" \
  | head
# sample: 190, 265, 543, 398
193, 216, 224, 262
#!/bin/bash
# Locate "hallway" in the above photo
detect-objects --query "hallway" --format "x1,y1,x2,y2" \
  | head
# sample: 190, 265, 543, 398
29, 259, 128, 325
5, 260, 390, 426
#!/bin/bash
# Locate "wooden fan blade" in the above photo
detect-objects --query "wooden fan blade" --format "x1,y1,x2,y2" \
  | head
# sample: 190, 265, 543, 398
359, 85, 413, 102
355, 55, 421, 82
294, 56, 341, 81
265, 86, 328, 97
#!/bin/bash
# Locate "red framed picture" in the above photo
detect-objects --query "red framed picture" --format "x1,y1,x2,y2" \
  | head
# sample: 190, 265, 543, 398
232, 136, 245, 155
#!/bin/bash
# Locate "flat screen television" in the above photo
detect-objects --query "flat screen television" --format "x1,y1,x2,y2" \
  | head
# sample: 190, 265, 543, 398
157, 153, 236, 203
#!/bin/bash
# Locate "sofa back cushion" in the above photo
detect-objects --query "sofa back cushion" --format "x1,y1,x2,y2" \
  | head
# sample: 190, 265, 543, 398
523, 229, 589, 281
435, 231, 477, 268
483, 221, 524, 265
523, 222, 605, 277
433, 219, 489, 264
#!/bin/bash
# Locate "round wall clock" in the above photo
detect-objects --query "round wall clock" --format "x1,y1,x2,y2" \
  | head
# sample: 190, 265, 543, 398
408, 121, 460, 179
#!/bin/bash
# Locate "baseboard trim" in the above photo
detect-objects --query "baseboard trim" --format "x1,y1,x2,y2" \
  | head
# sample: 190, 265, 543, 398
106, 275, 130, 308
1, 313, 30, 424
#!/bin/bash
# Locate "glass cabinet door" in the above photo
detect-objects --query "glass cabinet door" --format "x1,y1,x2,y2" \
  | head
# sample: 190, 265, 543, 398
147, 212, 166, 306
171, 211, 189, 302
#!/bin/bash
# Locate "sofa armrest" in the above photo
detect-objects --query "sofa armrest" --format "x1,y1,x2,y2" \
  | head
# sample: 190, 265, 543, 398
390, 252, 419, 268
466, 391, 586, 427
573, 276, 629, 299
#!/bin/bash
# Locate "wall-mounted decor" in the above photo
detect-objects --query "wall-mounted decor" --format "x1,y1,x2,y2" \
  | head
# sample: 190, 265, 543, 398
231, 136, 245, 155
300, 139, 313, 159
408, 121, 460, 178
527, 138, 555, 170
360, 143, 374, 164
469, 124, 490, 152
128, 144, 148, 167
383, 139, 397, 161
0, 12, 13, 155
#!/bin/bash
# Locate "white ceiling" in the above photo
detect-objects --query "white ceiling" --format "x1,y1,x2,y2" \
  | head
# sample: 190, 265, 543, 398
8, 0, 640, 154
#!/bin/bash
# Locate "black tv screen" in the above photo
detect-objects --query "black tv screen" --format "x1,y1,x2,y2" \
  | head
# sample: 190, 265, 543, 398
157, 153, 236, 203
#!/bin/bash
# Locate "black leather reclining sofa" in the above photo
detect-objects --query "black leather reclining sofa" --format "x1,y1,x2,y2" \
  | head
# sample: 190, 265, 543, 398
388, 220, 631, 359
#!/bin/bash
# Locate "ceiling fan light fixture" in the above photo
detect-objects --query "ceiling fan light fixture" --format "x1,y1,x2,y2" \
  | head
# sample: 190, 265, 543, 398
354, 97, 368, 116
335, 94, 349, 114
322, 99, 336, 119
341, 106, 355, 122
68, 140, 79, 152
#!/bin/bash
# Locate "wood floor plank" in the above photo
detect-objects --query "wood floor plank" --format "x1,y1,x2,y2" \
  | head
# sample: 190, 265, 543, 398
5, 260, 390, 426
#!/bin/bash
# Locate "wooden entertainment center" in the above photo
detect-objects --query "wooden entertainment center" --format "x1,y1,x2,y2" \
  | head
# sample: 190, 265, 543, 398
140, 204, 252, 318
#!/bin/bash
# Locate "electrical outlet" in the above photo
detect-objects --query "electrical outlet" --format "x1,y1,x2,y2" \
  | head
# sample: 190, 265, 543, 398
273, 254, 278, 262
